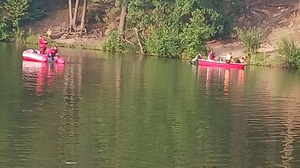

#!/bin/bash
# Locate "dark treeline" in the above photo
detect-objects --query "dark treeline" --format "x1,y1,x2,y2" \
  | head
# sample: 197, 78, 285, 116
0, 0, 246, 58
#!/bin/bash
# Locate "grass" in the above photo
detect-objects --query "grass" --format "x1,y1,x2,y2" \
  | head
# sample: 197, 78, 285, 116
247, 52, 287, 68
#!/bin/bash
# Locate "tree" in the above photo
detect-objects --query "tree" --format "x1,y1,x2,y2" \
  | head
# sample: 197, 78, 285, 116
68, 0, 88, 34
68, 0, 73, 31
80, 0, 87, 34
236, 27, 262, 54
0, 21, 11, 41
73, 0, 80, 28
118, 0, 127, 36
3, 0, 29, 31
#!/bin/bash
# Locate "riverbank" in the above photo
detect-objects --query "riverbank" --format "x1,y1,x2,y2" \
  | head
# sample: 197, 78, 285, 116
206, 38, 285, 68
50, 38, 103, 50
27, 34, 280, 67
44, 37, 282, 69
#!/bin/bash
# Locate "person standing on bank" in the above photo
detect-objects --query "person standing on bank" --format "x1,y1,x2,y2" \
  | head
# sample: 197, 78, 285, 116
38, 35, 47, 54
47, 28, 52, 39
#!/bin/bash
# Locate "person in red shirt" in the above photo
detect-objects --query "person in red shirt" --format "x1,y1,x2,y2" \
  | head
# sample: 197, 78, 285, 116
47, 46, 59, 60
38, 35, 47, 54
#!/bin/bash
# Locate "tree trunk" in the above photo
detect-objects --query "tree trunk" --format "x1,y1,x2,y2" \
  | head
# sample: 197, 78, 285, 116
118, 0, 127, 37
68, 0, 73, 31
80, 0, 87, 35
72, 0, 80, 28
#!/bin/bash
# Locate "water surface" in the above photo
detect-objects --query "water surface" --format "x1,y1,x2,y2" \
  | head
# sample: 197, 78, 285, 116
1, 43, 300, 167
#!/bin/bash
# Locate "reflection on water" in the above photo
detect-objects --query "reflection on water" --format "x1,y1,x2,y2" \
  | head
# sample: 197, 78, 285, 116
281, 115, 294, 168
197, 67, 245, 97
195, 66, 300, 167
22, 61, 65, 96
3, 43, 300, 167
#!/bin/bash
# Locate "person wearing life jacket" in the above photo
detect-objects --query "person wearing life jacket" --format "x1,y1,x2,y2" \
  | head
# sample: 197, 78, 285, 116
208, 50, 216, 60
47, 46, 59, 60
225, 53, 233, 63
38, 35, 47, 54
236, 55, 246, 63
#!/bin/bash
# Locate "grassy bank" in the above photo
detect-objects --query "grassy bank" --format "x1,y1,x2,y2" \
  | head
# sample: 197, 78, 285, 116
23, 33, 300, 70
247, 52, 287, 68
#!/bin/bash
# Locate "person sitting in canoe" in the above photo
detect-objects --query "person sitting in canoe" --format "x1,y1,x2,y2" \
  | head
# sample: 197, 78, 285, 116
208, 50, 216, 60
47, 46, 59, 60
225, 53, 233, 63
189, 53, 203, 65
235, 55, 247, 63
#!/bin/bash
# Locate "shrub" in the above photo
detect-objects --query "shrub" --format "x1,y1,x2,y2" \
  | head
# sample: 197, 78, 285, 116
277, 37, 300, 69
0, 21, 11, 41
143, 26, 182, 58
14, 30, 27, 43
236, 27, 262, 54
3, 0, 29, 29
102, 30, 126, 52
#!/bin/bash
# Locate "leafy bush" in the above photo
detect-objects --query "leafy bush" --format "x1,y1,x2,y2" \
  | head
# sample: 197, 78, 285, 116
143, 26, 182, 58
3, 0, 29, 29
181, 9, 218, 58
102, 30, 126, 52
0, 21, 12, 41
25, 0, 46, 21
25, 29, 38, 44
14, 29, 27, 43
277, 37, 300, 69
25, 8, 46, 21
125, 0, 239, 57
236, 27, 262, 54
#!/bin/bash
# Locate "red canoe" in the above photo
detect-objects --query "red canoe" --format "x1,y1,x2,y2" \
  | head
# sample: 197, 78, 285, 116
198, 59, 246, 69
22, 49, 65, 64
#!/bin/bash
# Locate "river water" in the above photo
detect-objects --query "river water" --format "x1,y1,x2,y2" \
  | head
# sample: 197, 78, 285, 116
1, 42, 300, 167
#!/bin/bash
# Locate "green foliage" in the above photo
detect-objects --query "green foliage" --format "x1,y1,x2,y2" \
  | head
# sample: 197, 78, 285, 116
25, 35, 38, 44
3, 0, 29, 28
124, 0, 241, 57
144, 26, 182, 58
236, 27, 262, 54
26, 1, 46, 21
0, 21, 11, 41
181, 9, 218, 57
14, 29, 27, 43
24, 29, 38, 44
0, 0, 45, 41
0, 0, 243, 58
103, 30, 126, 52
277, 37, 300, 69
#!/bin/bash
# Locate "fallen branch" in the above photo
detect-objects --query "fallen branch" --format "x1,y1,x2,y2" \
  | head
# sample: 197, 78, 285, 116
134, 27, 145, 55
123, 38, 134, 45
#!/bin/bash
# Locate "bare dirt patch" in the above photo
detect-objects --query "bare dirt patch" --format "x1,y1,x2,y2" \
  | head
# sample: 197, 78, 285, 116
208, 0, 300, 57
